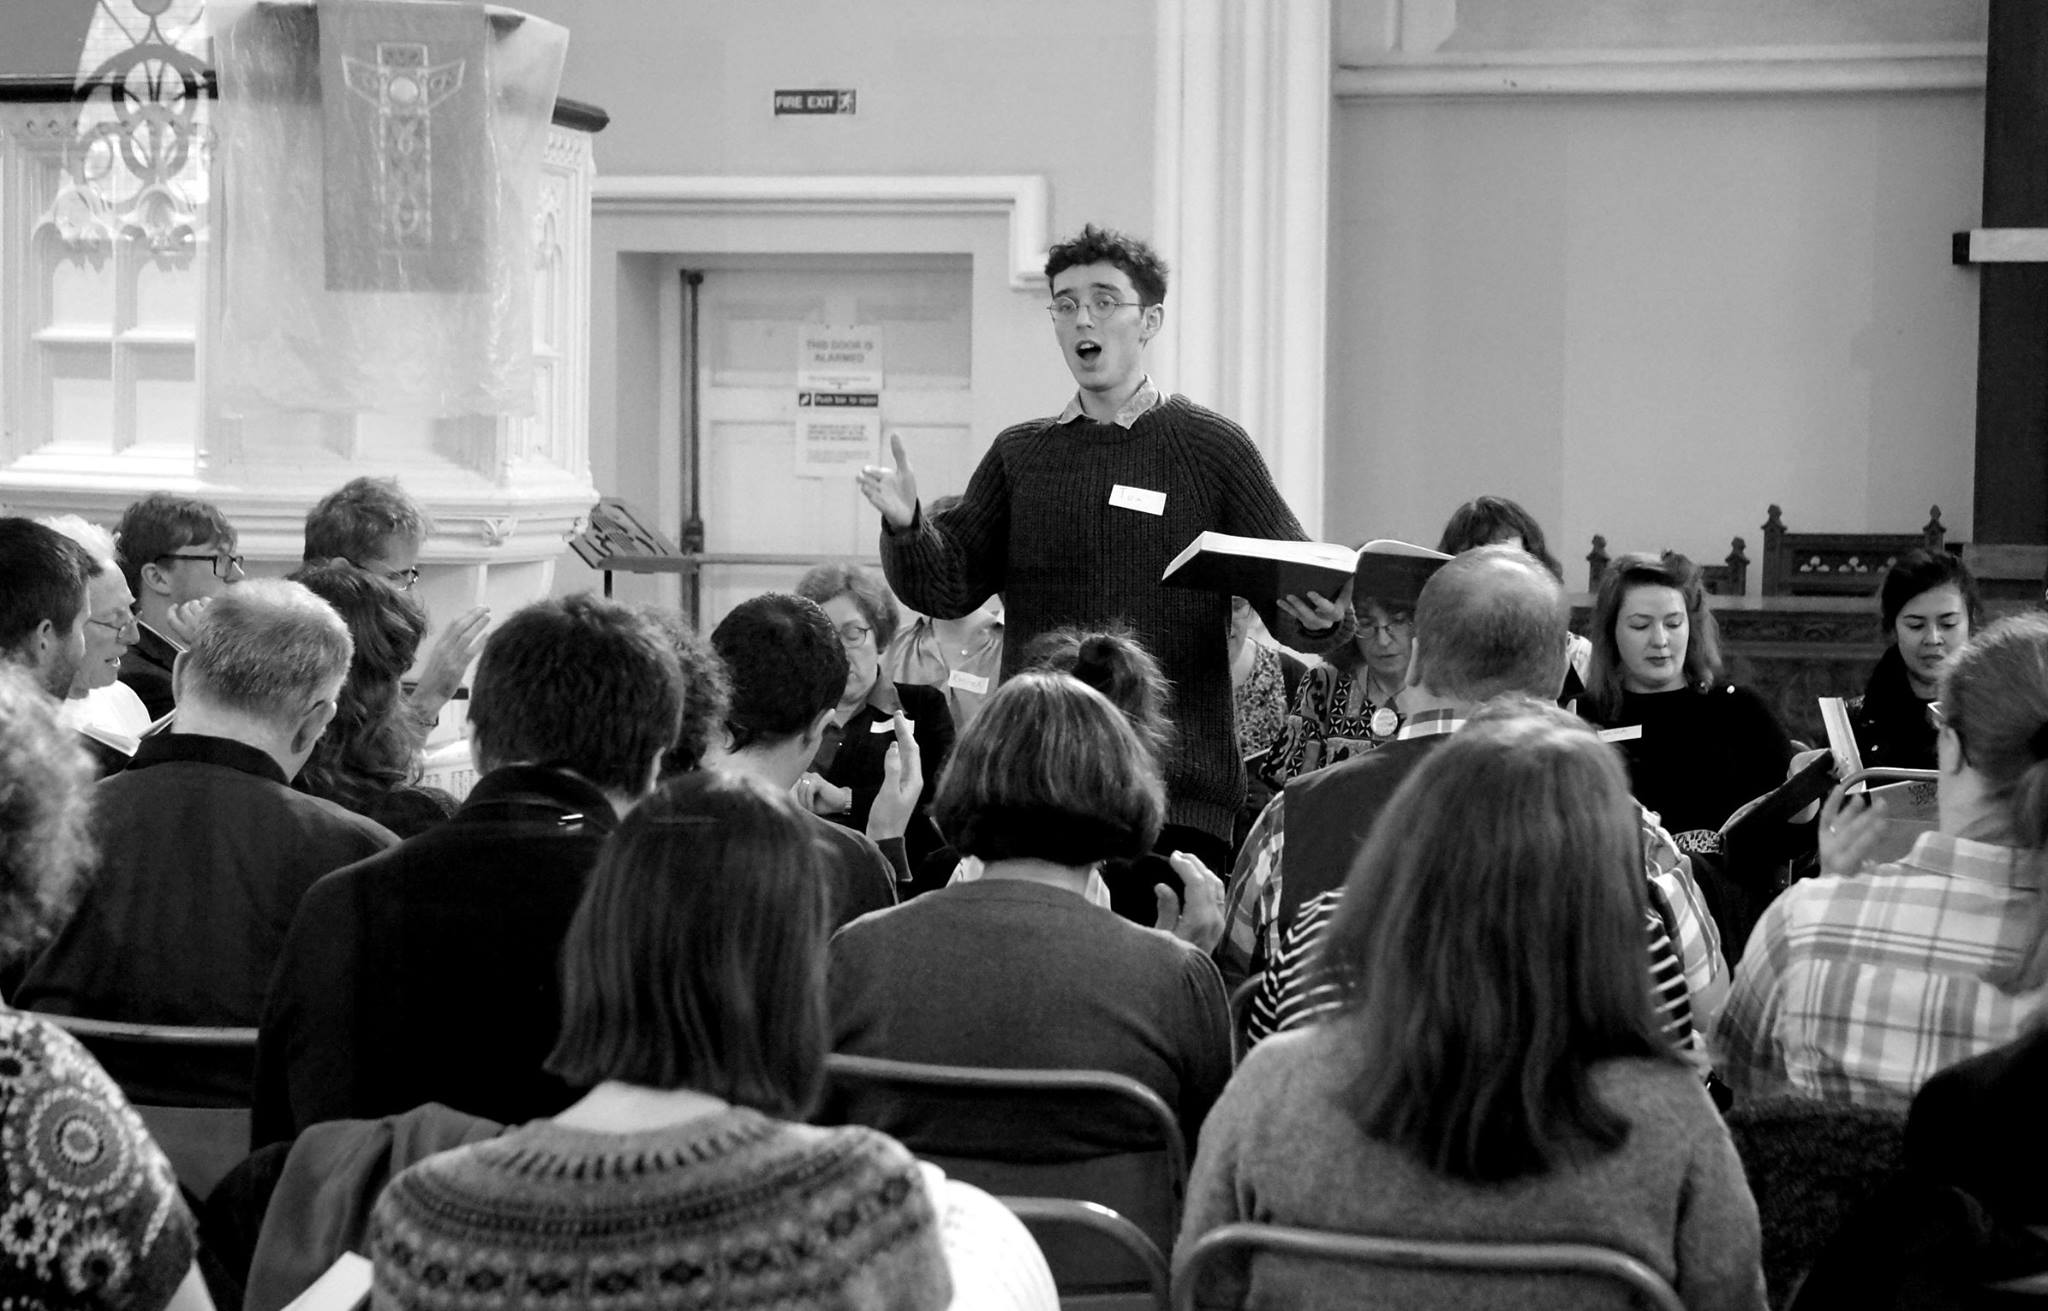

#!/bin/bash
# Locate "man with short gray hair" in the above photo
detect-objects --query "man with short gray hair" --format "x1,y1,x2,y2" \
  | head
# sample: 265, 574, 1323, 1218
18, 579, 398, 1103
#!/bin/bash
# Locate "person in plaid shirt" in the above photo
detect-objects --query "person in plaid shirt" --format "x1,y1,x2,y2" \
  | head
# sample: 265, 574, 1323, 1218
1715, 614, 2048, 1109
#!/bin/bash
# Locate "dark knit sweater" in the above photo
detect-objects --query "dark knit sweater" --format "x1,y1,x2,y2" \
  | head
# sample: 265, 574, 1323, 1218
369, 1108, 952, 1311
880, 394, 1316, 841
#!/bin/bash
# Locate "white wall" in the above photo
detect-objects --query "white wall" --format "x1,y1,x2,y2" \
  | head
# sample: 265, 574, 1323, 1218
517, 0, 1152, 229
1324, 89, 1984, 574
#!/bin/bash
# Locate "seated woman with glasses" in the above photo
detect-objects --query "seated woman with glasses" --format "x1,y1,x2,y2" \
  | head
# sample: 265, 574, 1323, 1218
793, 562, 955, 878
1181, 702, 1766, 1311
1261, 552, 1439, 789
370, 771, 954, 1311
287, 562, 457, 837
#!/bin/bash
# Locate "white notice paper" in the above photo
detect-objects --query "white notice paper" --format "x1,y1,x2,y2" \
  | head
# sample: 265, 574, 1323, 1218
795, 391, 880, 479
798, 324, 884, 391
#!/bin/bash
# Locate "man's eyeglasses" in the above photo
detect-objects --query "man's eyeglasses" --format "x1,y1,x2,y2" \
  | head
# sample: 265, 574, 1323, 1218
1361, 618, 1414, 641
836, 621, 873, 648
349, 559, 422, 591
1047, 293, 1146, 322
84, 612, 139, 636
158, 551, 244, 580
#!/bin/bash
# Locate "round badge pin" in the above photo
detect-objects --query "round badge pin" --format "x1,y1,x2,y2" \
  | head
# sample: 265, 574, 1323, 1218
1370, 707, 1400, 738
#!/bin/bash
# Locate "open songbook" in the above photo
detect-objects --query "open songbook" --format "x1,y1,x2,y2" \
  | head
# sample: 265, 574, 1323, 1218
1161, 533, 1450, 604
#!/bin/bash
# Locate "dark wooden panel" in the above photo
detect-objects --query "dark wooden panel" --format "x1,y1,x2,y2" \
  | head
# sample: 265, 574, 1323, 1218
1973, 0, 2048, 545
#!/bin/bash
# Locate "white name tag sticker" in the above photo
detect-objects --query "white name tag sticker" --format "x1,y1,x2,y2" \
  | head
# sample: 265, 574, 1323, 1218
1599, 725, 1643, 743
947, 669, 991, 695
870, 718, 898, 734
1109, 484, 1166, 515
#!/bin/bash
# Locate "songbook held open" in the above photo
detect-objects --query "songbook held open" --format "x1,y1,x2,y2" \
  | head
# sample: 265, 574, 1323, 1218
1161, 533, 1450, 605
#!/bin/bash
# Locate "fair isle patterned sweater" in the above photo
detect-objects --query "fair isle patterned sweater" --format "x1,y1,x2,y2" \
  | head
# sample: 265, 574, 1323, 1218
0, 1010, 195, 1311
369, 1108, 952, 1311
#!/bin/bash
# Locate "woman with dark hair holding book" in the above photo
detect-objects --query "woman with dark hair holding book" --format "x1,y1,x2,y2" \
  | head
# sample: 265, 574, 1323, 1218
369, 771, 953, 1311
1849, 548, 1983, 771
1179, 703, 1765, 1311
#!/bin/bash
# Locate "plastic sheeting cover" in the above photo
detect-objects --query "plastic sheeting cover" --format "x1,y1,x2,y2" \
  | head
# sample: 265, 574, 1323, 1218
209, 0, 567, 417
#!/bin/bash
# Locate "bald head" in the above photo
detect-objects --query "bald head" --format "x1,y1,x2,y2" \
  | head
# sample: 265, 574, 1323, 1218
1410, 544, 1569, 704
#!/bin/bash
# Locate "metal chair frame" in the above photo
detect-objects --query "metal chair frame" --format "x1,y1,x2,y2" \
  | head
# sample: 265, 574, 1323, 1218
1171, 1222, 1686, 1311
999, 1196, 1171, 1311
30, 1012, 257, 1199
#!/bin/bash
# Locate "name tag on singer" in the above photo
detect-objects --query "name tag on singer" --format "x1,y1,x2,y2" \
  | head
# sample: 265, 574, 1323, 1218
1109, 484, 1166, 515
948, 669, 990, 695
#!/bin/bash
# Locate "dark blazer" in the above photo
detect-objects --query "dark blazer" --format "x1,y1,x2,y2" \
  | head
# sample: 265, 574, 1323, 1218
252, 766, 615, 1146
813, 680, 954, 872
17, 733, 397, 1103
116, 623, 180, 722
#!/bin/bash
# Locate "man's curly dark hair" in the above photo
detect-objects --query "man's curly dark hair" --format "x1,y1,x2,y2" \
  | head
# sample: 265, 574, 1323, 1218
1044, 224, 1170, 306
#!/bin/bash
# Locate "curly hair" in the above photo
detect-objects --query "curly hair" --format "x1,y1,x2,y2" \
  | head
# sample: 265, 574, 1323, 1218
1045, 224, 1170, 306
0, 668, 94, 968
642, 608, 733, 776
289, 561, 430, 805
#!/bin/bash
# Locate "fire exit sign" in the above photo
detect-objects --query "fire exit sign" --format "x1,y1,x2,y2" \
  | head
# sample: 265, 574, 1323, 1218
775, 89, 857, 115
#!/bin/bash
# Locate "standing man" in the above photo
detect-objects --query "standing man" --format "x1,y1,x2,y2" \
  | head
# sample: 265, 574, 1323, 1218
860, 225, 1347, 868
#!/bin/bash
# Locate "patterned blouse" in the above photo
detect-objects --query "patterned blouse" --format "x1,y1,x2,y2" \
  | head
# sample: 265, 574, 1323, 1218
0, 1010, 195, 1311
1233, 644, 1291, 764
1261, 663, 1401, 788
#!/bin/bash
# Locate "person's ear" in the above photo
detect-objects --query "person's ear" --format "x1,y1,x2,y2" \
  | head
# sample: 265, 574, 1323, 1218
139, 560, 175, 598
799, 705, 836, 755
289, 696, 339, 756
170, 649, 189, 701
1139, 302, 1163, 345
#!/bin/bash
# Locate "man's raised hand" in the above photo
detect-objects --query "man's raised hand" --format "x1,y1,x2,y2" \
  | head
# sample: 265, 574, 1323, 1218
857, 432, 920, 530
